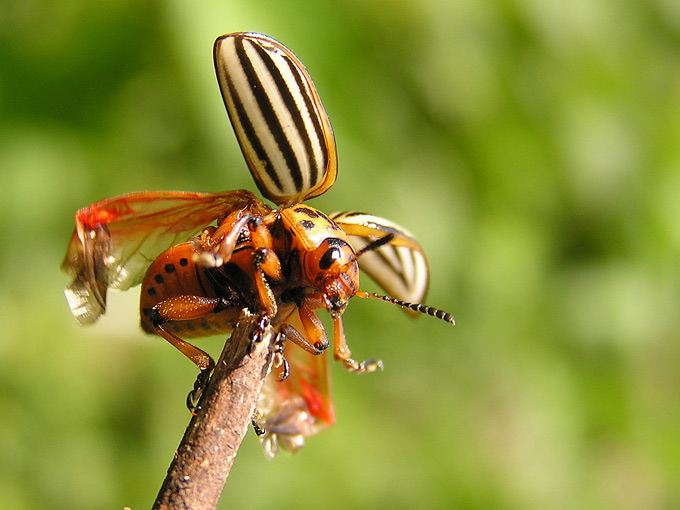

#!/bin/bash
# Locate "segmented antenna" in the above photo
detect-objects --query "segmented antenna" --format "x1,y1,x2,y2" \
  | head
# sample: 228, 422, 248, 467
347, 232, 455, 325
352, 233, 395, 260
356, 291, 456, 325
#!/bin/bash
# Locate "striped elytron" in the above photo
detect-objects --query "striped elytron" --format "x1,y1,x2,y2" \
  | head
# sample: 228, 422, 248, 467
214, 33, 337, 206
61, 32, 454, 457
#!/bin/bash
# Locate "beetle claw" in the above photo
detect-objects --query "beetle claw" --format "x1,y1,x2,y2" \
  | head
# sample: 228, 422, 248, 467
272, 332, 290, 381
186, 368, 212, 413
251, 410, 266, 437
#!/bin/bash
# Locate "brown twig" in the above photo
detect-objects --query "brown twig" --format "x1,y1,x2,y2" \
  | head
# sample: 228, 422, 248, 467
151, 310, 275, 510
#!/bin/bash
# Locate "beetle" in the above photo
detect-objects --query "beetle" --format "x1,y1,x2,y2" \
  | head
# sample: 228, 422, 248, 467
61, 32, 454, 455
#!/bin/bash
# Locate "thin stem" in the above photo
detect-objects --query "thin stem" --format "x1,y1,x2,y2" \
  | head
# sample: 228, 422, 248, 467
151, 310, 274, 510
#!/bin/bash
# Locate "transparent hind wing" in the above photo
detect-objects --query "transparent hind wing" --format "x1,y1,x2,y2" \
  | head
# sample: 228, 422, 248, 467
61, 189, 261, 324
255, 315, 334, 458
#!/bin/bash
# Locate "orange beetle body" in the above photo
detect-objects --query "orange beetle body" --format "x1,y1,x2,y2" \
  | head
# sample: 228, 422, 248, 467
136, 193, 365, 377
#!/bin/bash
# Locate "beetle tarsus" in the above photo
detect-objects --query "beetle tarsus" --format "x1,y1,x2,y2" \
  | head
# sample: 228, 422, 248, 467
343, 357, 384, 374
273, 332, 290, 381
186, 368, 212, 412
251, 411, 266, 436
248, 314, 271, 350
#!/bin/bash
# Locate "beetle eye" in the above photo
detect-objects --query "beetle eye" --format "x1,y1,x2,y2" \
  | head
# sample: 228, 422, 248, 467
319, 246, 341, 270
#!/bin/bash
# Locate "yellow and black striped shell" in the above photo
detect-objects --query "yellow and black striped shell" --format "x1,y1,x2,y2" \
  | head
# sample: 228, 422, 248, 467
214, 33, 337, 207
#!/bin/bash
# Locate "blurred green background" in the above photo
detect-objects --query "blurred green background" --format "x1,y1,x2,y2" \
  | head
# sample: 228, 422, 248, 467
2, 0, 680, 508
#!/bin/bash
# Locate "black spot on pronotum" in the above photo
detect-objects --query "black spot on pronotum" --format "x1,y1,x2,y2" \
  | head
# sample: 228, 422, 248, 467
294, 206, 319, 218
300, 220, 315, 230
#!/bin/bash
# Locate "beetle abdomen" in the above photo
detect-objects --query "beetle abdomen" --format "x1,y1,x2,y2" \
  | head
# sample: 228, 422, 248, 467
139, 243, 240, 337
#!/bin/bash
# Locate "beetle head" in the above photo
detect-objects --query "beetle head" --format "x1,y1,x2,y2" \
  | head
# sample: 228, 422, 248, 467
305, 238, 359, 315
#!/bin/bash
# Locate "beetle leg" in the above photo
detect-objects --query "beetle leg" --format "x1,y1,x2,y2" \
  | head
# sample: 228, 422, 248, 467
331, 315, 383, 373
153, 323, 215, 372
151, 295, 240, 411
193, 214, 253, 267
251, 412, 266, 437
280, 323, 325, 356
272, 331, 290, 381
194, 213, 255, 266
216, 213, 255, 258
151, 295, 233, 370
296, 300, 330, 353
154, 321, 214, 413
198, 225, 217, 246
250, 220, 282, 280
252, 248, 279, 319
200, 210, 254, 251
249, 314, 271, 345
249, 216, 282, 319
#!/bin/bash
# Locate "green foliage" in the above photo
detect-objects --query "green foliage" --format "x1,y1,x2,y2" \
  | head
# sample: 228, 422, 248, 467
1, 0, 680, 508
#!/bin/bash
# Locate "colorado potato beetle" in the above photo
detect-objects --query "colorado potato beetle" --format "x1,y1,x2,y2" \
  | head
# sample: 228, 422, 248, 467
62, 32, 454, 457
